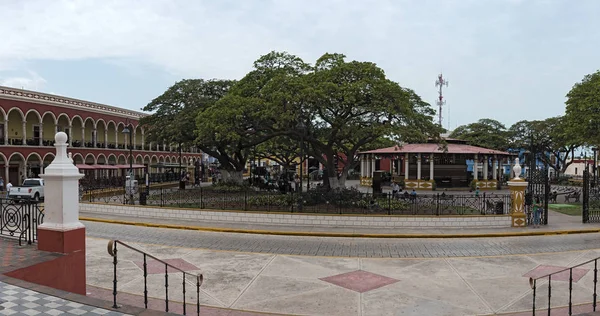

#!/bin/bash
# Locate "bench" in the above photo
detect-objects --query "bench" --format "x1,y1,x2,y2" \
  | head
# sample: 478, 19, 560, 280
564, 191, 581, 203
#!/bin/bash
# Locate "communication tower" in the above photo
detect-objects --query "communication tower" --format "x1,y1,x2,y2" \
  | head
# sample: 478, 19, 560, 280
435, 73, 449, 127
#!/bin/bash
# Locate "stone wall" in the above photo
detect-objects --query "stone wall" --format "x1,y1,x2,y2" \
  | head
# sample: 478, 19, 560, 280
80, 203, 512, 228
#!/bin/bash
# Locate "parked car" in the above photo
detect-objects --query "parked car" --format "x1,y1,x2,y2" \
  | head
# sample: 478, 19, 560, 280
8, 178, 45, 202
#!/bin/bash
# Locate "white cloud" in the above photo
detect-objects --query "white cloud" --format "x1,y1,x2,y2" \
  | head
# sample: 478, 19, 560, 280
0, 71, 47, 91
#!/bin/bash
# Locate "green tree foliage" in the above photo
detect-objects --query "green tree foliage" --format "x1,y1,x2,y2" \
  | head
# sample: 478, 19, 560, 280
565, 70, 600, 146
140, 79, 234, 149
450, 118, 510, 150
508, 117, 579, 174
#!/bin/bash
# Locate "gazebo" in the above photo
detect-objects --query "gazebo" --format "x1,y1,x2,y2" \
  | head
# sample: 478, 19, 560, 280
358, 138, 515, 190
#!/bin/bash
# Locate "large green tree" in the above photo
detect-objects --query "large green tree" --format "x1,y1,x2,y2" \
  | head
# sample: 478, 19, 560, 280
565, 70, 600, 146
450, 118, 510, 150
508, 116, 579, 174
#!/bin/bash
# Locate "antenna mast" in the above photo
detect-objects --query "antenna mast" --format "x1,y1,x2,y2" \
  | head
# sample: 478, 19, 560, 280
435, 73, 449, 127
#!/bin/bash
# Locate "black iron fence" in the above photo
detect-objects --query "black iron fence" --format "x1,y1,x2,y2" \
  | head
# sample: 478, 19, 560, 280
0, 199, 44, 245
529, 255, 598, 315
108, 240, 203, 315
85, 187, 511, 216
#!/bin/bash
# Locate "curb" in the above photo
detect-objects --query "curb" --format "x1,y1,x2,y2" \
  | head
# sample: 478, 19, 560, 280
79, 216, 600, 238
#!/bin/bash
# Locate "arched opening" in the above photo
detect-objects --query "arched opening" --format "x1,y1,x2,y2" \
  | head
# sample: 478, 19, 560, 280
117, 122, 126, 149
0, 153, 6, 187
26, 153, 42, 178
41, 112, 56, 147
83, 118, 95, 148
106, 121, 117, 149
135, 125, 143, 150
7, 108, 25, 145
118, 154, 126, 165
71, 116, 84, 147
24, 110, 42, 146
56, 114, 70, 143
150, 156, 158, 174
96, 120, 107, 148
72, 154, 84, 165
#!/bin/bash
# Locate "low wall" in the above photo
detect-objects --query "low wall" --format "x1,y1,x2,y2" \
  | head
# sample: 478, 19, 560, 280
80, 203, 512, 228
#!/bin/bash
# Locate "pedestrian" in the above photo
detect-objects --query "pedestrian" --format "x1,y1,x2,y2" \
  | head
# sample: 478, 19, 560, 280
0, 177, 4, 192
6, 181, 12, 199
475, 187, 480, 197
392, 182, 399, 199
533, 196, 542, 228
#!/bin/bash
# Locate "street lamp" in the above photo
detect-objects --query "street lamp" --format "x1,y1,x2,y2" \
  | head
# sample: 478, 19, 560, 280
592, 147, 598, 185
122, 124, 133, 204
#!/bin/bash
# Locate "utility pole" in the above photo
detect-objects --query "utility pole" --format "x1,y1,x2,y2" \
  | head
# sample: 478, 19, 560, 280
435, 73, 449, 128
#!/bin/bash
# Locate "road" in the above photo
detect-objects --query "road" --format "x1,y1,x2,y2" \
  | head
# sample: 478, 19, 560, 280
83, 220, 600, 258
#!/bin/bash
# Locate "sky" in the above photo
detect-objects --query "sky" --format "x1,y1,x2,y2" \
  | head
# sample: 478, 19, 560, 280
0, 0, 598, 130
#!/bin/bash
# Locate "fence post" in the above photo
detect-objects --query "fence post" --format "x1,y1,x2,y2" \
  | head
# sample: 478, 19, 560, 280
244, 189, 248, 211
160, 188, 164, 207
200, 186, 204, 209
388, 192, 391, 215
436, 193, 440, 216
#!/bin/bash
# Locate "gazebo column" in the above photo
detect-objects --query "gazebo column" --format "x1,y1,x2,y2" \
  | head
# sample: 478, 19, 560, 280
370, 155, 376, 176
429, 154, 434, 180
404, 154, 409, 180
483, 155, 489, 180
417, 154, 422, 180
493, 157, 498, 180
473, 154, 479, 180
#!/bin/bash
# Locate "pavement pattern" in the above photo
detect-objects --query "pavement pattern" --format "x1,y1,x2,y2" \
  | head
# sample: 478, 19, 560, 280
84, 220, 600, 258
0, 281, 128, 316
85, 236, 600, 316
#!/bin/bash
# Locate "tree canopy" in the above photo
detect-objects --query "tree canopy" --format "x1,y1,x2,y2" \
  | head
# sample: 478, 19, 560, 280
449, 118, 510, 150
565, 70, 600, 146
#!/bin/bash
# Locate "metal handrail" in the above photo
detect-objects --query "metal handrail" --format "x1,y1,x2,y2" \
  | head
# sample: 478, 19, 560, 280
529, 256, 599, 315
107, 240, 204, 315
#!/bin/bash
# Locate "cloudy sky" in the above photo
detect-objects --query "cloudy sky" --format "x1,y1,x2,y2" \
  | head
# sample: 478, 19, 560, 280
0, 0, 598, 130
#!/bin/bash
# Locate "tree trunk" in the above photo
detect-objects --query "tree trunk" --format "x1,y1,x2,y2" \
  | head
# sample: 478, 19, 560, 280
328, 176, 343, 190
221, 170, 243, 184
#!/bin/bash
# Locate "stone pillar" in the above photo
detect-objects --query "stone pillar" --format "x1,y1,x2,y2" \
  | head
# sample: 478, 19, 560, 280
417, 154, 422, 180
370, 155, 376, 176
141, 132, 145, 150
508, 158, 527, 227
68, 125, 73, 146
93, 129, 97, 147
104, 130, 108, 148
483, 156, 489, 180
493, 158, 498, 180
404, 154, 409, 180
360, 157, 365, 177
39, 123, 44, 146
473, 154, 479, 180
81, 127, 85, 146
37, 132, 86, 294
3, 120, 8, 145
429, 154, 434, 180
22, 121, 26, 143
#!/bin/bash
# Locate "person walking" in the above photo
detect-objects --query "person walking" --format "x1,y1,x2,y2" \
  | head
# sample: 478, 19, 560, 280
533, 196, 542, 228
6, 181, 12, 199
0, 177, 4, 193
392, 182, 400, 199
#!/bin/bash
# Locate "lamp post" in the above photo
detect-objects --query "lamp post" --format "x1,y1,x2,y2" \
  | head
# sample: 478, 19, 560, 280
122, 124, 133, 204
592, 147, 598, 185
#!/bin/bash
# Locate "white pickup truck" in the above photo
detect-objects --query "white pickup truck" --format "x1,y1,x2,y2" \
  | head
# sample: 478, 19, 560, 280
8, 178, 45, 202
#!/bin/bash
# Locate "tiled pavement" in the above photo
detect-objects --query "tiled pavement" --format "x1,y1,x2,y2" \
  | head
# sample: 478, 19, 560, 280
0, 281, 127, 316
85, 236, 600, 316
83, 217, 600, 258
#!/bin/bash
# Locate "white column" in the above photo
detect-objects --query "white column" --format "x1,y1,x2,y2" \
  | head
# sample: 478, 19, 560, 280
104, 130, 108, 148
404, 154, 409, 180
81, 127, 85, 146
39, 123, 44, 146
429, 154, 434, 180
141, 132, 145, 150
132, 132, 136, 149
22, 121, 26, 143
3, 120, 8, 145
417, 153, 422, 180
474, 154, 479, 180
68, 125, 73, 146
483, 155, 489, 180
370, 155, 376, 176
93, 129, 97, 147
361, 157, 365, 177
493, 158, 498, 180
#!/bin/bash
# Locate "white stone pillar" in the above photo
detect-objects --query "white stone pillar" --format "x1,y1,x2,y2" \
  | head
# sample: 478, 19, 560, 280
141, 132, 145, 150
473, 154, 479, 180
132, 132, 136, 149
370, 155, 376, 176
37, 131, 86, 293
483, 155, 489, 180
361, 157, 365, 177
493, 158, 498, 180
417, 154, 422, 180
22, 121, 26, 143
3, 120, 8, 145
39, 123, 44, 146
104, 130, 108, 148
404, 154, 409, 180
68, 125, 73, 146
93, 129, 97, 147
429, 154, 434, 180
81, 127, 85, 146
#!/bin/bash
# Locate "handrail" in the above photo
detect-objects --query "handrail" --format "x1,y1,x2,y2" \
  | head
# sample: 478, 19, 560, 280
107, 240, 204, 315
529, 255, 599, 315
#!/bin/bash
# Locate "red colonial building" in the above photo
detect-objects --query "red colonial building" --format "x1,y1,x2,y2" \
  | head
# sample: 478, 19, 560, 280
0, 85, 203, 185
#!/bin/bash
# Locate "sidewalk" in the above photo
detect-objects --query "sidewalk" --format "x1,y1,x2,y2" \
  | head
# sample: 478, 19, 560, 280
80, 210, 600, 238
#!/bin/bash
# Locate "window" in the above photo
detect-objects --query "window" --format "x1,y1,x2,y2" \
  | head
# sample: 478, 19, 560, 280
575, 167, 578, 175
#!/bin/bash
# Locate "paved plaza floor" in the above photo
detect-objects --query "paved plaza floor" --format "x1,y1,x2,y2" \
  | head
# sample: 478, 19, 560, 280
84, 224, 600, 316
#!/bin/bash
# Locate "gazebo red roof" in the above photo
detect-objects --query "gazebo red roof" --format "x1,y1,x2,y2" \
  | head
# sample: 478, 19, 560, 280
360, 143, 511, 156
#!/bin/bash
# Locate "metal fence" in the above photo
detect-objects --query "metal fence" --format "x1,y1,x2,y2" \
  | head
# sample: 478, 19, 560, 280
84, 187, 511, 216
0, 199, 44, 245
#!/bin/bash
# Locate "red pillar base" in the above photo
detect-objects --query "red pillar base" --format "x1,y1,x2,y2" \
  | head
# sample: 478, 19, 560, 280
5, 227, 87, 295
